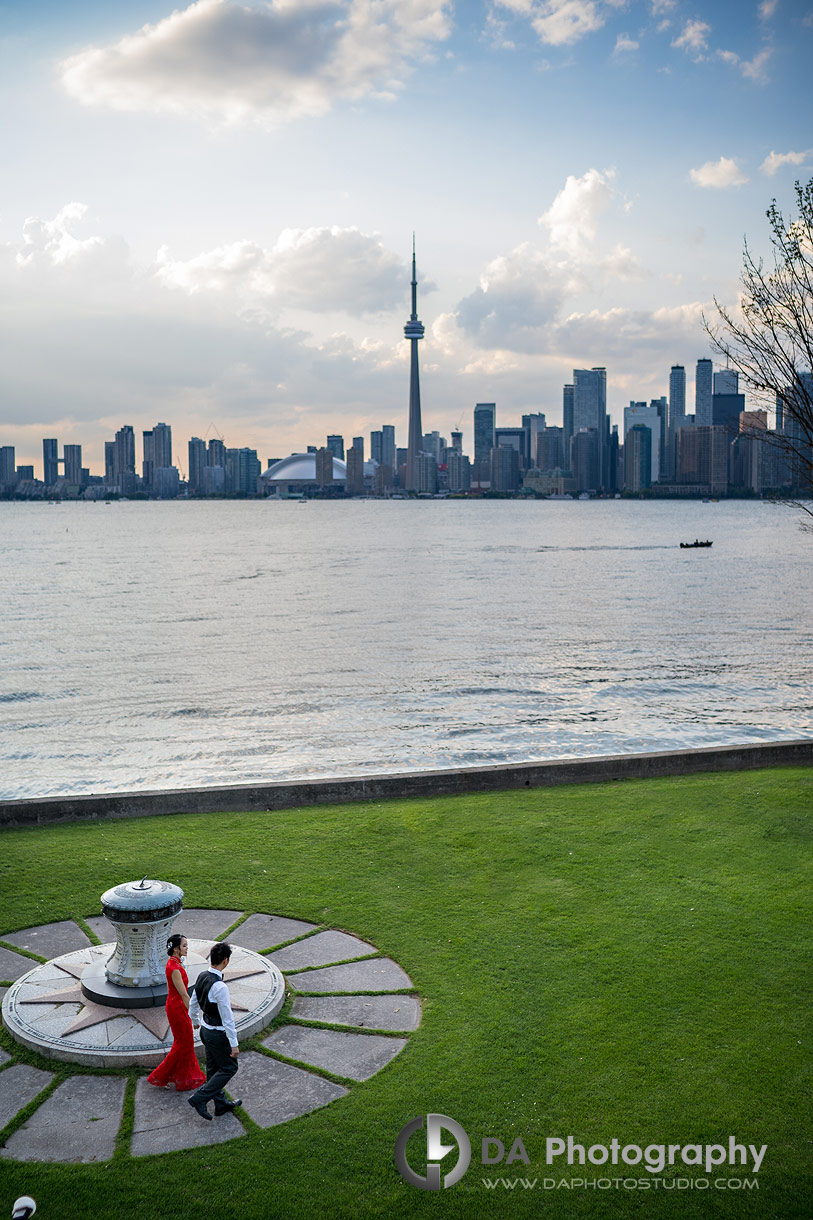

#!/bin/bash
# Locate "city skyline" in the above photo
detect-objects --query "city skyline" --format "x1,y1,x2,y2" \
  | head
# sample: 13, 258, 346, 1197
2, 1, 812, 471
3, 353, 798, 501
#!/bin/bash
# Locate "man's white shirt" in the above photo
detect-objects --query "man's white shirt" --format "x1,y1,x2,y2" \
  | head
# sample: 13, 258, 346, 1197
189, 967, 238, 1048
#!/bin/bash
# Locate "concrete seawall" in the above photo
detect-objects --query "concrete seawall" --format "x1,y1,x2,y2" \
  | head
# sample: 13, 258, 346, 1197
0, 739, 810, 829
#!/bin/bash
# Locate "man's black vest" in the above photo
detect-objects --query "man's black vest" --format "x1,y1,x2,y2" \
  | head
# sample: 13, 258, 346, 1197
194, 970, 224, 1027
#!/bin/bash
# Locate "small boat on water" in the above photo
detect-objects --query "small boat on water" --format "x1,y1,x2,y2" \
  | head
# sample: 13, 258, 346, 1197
680, 540, 713, 548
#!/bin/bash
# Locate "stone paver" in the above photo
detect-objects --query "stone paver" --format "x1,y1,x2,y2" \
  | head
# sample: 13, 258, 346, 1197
0, 1065, 54, 1131
0, 1076, 125, 1163
228, 913, 318, 951
1, 921, 90, 959
0, 945, 38, 982
292, 995, 421, 1031
264, 1025, 407, 1081
286, 958, 413, 993
237, 1051, 347, 1127
131, 1078, 245, 1156
174, 909, 244, 941
270, 930, 377, 972
83, 915, 115, 943
0, 1048, 10, 1066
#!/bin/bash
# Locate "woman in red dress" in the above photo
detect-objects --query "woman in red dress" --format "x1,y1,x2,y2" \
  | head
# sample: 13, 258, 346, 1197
147, 934, 206, 1092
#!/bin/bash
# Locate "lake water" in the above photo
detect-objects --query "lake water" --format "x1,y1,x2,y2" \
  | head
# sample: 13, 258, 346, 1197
1, 498, 811, 799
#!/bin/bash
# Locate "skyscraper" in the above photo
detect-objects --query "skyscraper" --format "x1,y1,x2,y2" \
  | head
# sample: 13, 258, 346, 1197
188, 438, 207, 493
114, 426, 136, 494
327, 435, 345, 460
669, 365, 686, 431
573, 369, 607, 435
316, 447, 334, 488
473, 403, 496, 463
695, 358, 713, 426
562, 384, 574, 468
404, 237, 425, 493
624, 403, 660, 483
63, 444, 82, 484
153, 422, 172, 469
522, 413, 546, 469
490, 445, 520, 492
142, 429, 154, 487
713, 368, 739, 395
538, 427, 564, 471
447, 450, 470, 491
346, 445, 365, 495
382, 425, 396, 471
0, 446, 16, 486
422, 431, 442, 463
571, 428, 600, 493
370, 430, 383, 464
573, 368, 607, 487
625, 425, 653, 492
43, 438, 59, 486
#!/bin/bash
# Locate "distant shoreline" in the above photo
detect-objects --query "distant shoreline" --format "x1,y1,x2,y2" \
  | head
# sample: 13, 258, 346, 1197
2, 491, 807, 504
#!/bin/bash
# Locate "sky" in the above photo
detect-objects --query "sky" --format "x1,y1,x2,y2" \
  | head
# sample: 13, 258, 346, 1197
1, 0, 812, 475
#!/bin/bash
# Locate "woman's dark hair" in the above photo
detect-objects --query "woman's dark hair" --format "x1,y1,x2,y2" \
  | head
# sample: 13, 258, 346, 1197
209, 941, 232, 967
166, 933, 184, 957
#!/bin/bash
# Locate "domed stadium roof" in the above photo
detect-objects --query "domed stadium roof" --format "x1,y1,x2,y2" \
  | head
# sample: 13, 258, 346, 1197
260, 453, 347, 482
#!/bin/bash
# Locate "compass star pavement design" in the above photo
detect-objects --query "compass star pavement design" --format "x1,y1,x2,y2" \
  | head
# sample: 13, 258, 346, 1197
0, 909, 420, 1161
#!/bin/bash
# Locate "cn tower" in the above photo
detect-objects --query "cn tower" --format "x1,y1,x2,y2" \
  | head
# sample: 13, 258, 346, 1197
404, 235, 424, 493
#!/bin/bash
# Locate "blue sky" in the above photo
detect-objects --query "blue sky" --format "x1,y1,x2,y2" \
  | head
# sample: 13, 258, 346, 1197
1, 0, 812, 472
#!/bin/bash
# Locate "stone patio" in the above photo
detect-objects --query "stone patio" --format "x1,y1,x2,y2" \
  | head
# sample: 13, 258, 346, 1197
0, 908, 419, 1161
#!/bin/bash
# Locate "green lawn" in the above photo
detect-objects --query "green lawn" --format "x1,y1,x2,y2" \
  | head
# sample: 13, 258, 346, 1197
0, 767, 810, 1219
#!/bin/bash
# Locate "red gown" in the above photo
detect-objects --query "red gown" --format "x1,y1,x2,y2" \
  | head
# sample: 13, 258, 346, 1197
146, 958, 206, 1091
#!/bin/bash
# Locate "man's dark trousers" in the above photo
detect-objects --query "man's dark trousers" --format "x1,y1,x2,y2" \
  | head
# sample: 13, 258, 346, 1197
192, 1026, 238, 1106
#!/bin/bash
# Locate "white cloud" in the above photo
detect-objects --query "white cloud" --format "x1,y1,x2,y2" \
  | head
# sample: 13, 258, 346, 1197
454, 243, 568, 353
758, 0, 779, 19
156, 226, 409, 314
672, 19, 711, 55
599, 243, 646, 279
740, 46, 773, 82
0, 204, 414, 459
760, 148, 813, 175
650, 0, 676, 12
553, 302, 705, 357
540, 167, 615, 255
496, 0, 605, 47
717, 44, 773, 83
689, 156, 749, 189
613, 33, 639, 54
450, 171, 646, 355
61, 0, 451, 126
14, 203, 112, 268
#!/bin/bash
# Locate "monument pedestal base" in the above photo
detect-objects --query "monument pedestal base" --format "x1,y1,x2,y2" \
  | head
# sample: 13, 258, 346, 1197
2, 942, 285, 1067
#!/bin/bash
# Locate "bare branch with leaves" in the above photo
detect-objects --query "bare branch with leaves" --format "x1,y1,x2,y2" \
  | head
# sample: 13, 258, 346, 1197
703, 178, 813, 519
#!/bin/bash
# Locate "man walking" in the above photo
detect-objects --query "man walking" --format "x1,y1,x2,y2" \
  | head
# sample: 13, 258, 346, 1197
188, 942, 241, 1120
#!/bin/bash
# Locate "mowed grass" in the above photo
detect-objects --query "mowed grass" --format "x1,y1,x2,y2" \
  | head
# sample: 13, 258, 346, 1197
0, 767, 810, 1220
